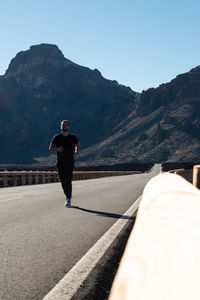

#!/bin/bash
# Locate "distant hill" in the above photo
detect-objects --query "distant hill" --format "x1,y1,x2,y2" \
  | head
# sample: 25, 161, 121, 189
0, 44, 200, 166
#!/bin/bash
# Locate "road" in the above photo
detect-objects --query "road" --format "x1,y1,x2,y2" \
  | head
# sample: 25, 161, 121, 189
0, 165, 160, 300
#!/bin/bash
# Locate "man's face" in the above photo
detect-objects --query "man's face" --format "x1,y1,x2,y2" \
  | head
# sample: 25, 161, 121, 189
61, 121, 70, 132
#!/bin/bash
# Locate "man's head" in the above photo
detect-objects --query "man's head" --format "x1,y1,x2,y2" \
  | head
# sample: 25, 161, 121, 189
61, 120, 70, 132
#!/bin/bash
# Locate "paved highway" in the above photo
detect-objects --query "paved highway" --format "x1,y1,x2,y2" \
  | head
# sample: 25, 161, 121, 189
0, 165, 160, 300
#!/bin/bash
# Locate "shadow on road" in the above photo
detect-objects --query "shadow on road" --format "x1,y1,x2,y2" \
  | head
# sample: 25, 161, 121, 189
71, 206, 135, 220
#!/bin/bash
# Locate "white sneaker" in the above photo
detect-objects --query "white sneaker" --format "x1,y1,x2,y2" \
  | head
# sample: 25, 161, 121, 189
64, 197, 71, 207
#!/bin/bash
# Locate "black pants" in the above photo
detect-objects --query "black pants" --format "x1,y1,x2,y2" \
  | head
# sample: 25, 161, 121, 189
57, 159, 74, 199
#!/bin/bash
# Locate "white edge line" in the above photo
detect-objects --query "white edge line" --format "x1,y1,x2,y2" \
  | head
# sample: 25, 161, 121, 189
42, 194, 143, 300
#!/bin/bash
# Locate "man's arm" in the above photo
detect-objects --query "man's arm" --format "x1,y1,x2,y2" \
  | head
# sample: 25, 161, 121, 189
49, 142, 63, 152
75, 143, 80, 154
74, 143, 80, 159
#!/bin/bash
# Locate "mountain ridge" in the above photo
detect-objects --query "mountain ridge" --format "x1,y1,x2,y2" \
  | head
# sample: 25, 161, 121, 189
76, 65, 200, 165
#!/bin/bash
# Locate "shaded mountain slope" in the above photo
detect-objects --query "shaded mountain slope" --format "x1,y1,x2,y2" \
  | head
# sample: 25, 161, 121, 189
0, 44, 137, 163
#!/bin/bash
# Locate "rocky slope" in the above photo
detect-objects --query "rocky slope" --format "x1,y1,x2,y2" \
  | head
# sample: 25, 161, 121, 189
77, 66, 200, 165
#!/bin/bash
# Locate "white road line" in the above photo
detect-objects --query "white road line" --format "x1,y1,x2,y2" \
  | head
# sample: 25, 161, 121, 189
0, 191, 48, 196
20, 191, 49, 196
43, 194, 142, 300
0, 196, 23, 203
0, 194, 23, 199
0, 191, 48, 203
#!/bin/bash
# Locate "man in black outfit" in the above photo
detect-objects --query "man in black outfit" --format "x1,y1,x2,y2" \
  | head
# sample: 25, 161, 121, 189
49, 120, 80, 207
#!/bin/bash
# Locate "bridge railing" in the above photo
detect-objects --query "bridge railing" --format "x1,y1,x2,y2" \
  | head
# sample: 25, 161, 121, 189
168, 164, 200, 188
0, 170, 138, 188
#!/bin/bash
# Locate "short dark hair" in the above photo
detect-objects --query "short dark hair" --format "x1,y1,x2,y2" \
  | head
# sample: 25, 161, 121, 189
61, 120, 70, 125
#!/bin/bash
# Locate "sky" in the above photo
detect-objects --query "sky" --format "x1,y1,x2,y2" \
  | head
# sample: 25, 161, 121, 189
0, 0, 199, 92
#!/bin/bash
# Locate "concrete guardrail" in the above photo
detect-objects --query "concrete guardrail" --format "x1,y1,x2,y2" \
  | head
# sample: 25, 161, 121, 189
0, 170, 138, 188
168, 165, 200, 188
109, 166, 200, 300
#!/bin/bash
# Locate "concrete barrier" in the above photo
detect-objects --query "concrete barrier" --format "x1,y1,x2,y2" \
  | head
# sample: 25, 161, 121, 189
109, 173, 200, 300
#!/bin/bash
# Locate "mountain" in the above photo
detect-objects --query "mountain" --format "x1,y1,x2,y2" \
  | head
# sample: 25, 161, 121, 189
77, 66, 200, 165
0, 44, 137, 164
1, 43, 200, 166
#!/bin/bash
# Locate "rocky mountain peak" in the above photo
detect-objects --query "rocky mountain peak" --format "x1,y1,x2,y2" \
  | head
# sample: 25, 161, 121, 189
5, 44, 73, 76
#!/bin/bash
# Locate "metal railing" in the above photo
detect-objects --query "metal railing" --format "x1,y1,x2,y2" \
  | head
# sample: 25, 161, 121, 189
0, 170, 138, 188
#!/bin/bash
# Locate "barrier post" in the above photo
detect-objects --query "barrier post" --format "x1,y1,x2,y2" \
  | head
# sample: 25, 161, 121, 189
48, 172, 51, 183
35, 172, 39, 184
13, 175, 18, 186
42, 173, 46, 183
22, 174, 26, 185
28, 172, 32, 185
4, 175, 8, 187
193, 165, 200, 189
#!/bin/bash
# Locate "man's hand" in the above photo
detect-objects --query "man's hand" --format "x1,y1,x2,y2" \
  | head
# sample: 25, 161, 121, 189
57, 146, 64, 152
74, 143, 80, 159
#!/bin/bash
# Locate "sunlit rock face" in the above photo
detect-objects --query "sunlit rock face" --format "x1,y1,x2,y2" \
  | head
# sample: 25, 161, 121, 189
77, 66, 200, 166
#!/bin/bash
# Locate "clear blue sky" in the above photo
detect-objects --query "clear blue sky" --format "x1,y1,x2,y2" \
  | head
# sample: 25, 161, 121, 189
0, 0, 199, 92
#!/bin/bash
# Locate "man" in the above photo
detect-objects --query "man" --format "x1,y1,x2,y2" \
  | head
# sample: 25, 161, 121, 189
49, 120, 80, 207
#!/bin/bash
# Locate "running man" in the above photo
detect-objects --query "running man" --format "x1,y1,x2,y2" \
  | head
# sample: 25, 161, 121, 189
49, 120, 80, 207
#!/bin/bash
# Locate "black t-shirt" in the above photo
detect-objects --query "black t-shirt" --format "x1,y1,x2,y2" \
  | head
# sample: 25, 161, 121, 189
51, 133, 79, 162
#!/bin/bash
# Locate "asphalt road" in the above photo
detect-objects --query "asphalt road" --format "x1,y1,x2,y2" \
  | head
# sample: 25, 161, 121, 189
0, 165, 160, 300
